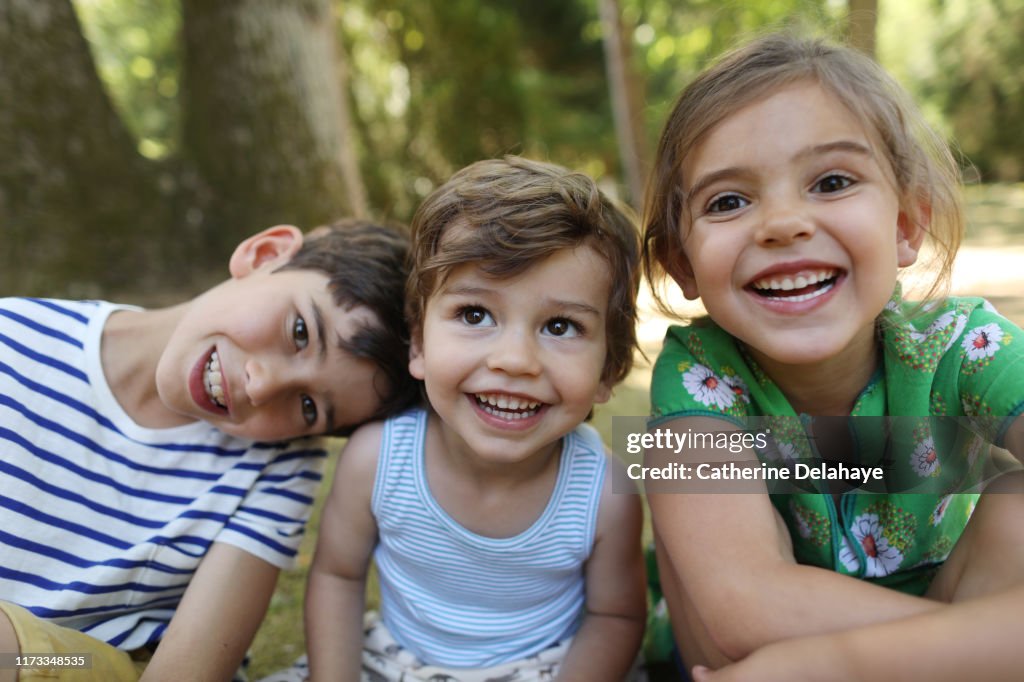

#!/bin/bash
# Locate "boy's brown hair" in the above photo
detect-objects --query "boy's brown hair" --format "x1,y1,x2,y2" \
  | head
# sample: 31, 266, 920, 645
281, 218, 418, 435
407, 156, 641, 386
643, 32, 964, 316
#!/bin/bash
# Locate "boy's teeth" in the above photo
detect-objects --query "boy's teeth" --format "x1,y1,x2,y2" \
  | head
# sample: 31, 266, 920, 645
475, 393, 542, 419
752, 269, 836, 292
204, 351, 226, 408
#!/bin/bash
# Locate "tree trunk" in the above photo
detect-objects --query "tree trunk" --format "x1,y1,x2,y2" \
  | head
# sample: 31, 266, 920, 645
598, 0, 647, 209
0, 0, 169, 295
1, 0, 358, 297
181, 0, 356, 251
848, 0, 878, 58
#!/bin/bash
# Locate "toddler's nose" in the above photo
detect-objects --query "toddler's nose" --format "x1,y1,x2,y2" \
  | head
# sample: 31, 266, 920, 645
486, 329, 542, 376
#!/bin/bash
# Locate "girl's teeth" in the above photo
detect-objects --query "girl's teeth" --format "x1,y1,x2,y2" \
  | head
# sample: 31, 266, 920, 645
753, 269, 836, 292
771, 281, 835, 302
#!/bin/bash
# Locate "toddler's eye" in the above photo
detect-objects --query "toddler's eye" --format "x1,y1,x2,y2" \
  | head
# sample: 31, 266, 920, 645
293, 316, 309, 350
814, 174, 854, 193
707, 193, 748, 214
544, 318, 580, 338
300, 395, 318, 426
459, 306, 494, 327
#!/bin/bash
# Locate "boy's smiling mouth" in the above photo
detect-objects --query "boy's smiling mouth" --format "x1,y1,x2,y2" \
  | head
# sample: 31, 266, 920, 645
748, 268, 842, 303
204, 351, 227, 409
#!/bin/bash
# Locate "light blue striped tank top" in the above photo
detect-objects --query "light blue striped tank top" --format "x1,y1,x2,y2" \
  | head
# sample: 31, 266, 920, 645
370, 407, 607, 667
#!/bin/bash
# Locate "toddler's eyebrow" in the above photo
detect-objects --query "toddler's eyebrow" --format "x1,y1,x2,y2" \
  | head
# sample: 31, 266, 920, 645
550, 299, 602, 318
439, 284, 491, 298
442, 284, 601, 317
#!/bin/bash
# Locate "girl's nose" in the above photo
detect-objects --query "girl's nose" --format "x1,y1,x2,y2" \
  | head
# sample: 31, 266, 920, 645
755, 195, 815, 246
485, 329, 542, 376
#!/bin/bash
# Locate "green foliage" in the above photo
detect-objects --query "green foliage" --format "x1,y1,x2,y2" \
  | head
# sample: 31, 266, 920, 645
926, 0, 1024, 180
73, 0, 181, 159
340, 0, 615, 219
624, 0, 840, 150
67, 0, 1024, 237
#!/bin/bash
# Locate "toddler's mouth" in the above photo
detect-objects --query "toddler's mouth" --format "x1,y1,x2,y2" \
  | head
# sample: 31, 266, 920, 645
473, 393, 543, 420
748, 268, 840, 303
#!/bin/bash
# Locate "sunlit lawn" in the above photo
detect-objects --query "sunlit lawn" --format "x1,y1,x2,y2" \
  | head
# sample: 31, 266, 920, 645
247, 182, 1024, 678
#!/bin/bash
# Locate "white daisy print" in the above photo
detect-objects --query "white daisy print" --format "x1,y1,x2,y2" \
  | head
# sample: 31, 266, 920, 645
759, 439, 799, 465
911, 436, 940, 478
681, 364, 735, 411
931, 495, 952, 526
962, 323, 1004, 361
943, 314, 969, 353
908, 311, 954, 343
838, 535, 860, 573
846, 513, 904, 577
720, 373, 751, 404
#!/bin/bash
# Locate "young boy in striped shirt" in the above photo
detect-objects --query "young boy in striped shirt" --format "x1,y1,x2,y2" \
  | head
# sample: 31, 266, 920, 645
304, 157, 646, 681
0, 220, 417, 681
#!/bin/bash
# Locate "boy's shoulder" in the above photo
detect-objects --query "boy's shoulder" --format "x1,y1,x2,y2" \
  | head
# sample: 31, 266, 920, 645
1, 296, 113, 327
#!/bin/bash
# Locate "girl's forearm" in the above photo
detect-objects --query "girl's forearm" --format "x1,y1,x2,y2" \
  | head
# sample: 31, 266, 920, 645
697, 583, 1024, 681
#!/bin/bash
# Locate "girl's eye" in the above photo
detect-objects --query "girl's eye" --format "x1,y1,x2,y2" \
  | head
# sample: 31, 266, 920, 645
544, 318, 581, 338
300, 394, 318, 426
706, 193, 748, 214
459, 306, 494, 327
814, 174, 854, 193
293, 316, 309, 350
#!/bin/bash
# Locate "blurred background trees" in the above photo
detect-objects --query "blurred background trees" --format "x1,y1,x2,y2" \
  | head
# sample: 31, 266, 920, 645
2, 0, 1022, 298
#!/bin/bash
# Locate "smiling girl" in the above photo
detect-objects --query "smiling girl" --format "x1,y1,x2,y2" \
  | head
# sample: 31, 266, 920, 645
642, 32, 1024, 681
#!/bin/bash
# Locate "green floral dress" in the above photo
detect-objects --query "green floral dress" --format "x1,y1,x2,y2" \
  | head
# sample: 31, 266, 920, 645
649, 291, 1024, 595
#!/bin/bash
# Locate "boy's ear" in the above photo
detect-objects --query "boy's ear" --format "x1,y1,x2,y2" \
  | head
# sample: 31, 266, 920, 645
896, 203, 929, 268
408, 332, 425, 380
667, 256, 701, 301
229, 225, 304, 278
594, 381, 612, 405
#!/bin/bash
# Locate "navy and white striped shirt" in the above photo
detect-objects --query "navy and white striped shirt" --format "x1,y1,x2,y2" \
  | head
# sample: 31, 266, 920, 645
0, 298, 326, 650
371, 408, 607, 667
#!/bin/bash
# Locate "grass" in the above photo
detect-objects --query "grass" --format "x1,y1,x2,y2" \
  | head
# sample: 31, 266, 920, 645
246, 182, 1024, 679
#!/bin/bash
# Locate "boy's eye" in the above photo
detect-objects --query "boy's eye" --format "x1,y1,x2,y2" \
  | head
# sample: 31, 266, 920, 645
300, 394, 318, 426
459, 306, 494, 327
293, 316, 309, 349
706, 193, 748, 214
544, 318, 580, 338
814, 174, 854, 193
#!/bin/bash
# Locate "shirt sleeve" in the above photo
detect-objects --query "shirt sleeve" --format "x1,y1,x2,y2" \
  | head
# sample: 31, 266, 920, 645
954, 301, 1024, 445
215, 438, 328, 569
650, 323, 753, 426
